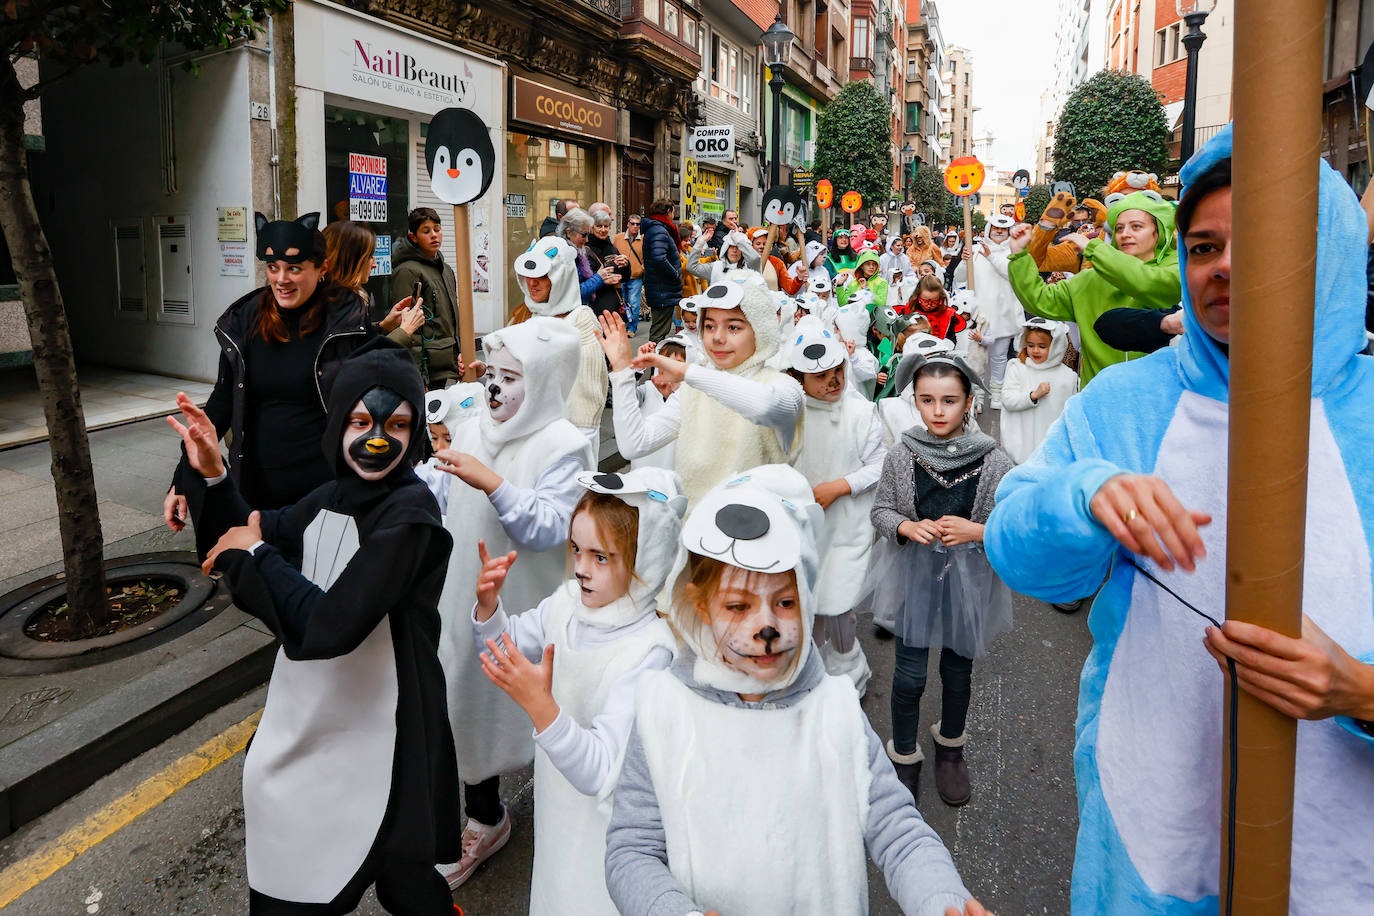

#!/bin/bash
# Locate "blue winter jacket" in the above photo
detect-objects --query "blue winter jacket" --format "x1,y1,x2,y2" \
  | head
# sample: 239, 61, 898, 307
639, 217, 682, 310
985, 124, 1374, 914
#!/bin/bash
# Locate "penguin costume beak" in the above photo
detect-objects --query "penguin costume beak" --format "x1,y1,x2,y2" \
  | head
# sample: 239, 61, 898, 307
365, 437, 391, 455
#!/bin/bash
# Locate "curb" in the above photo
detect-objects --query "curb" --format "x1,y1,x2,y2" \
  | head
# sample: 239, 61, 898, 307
0, 622, 275, 839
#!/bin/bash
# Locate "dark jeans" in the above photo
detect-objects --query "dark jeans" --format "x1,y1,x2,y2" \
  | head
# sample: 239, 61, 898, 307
464, 775, 503, 826
891, 639, 973, 755
649, 303, 676, 343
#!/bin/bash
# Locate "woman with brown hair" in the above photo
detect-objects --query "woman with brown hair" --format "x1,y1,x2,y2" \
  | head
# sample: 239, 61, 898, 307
163, 213, 379, 550
322, 220, 425, 338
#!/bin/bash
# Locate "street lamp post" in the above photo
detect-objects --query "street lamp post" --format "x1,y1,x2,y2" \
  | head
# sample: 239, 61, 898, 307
1177, 0, 1216, 164
901, 142, 916, 233
762, 15, 795, 188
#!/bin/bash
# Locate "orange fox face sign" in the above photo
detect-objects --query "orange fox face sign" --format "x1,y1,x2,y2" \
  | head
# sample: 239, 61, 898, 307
840, 191, 863, 213
943, 157, 985, 196
815, 180, 833, 209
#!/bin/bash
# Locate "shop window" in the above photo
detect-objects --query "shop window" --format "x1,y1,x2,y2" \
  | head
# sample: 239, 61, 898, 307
503, 131, 601, 318
324, 104, 411, 317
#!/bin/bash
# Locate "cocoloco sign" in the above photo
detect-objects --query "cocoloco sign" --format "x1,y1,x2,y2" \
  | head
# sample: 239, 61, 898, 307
511, 76, 616, 143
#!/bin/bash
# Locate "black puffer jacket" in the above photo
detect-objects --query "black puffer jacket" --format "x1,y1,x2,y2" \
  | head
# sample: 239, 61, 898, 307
171, 286, 375, 503
640, 216, 682, 310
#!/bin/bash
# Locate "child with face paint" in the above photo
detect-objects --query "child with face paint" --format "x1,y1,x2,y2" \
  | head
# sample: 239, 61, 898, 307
413, 383, 485, 516
865, 354, 1014, 807
605, 466, 991, 916
673, 297, 705, 364
598, 274, 805, 507
467, 468, 684, 915
512, 235, 609, 446
997, 317, 1078, 464
785, 322, 887, 690
168, 338, 460, 914
835, 304, 879, 397
429, 316, 597, 889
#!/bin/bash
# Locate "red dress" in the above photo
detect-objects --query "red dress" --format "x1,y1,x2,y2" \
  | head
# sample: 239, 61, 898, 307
905, 300, 967, 340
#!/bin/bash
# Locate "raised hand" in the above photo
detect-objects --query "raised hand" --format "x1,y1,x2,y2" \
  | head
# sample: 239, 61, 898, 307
1008, 223, 1033, 255
1041, 191, 1076, 226
167, 392, 224, 479
474, 539, 518, 621
481, 634, 558, 732
598, 310, 636, 372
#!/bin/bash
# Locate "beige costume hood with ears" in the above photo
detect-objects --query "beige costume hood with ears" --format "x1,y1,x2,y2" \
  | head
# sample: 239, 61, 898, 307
514, 236, 582, 317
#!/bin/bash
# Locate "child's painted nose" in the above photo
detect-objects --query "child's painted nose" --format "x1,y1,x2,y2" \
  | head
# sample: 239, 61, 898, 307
365, 437, 390, 454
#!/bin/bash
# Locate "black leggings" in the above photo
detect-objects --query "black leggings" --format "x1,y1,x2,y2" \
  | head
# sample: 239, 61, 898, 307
464, 776, 503, 827
891, 640, 974, 755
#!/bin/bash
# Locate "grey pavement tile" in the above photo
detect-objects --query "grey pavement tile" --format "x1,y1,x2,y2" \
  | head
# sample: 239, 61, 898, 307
0, 500, 161, 583
90, 467, 174, 516
0, 485, 57, 531
0, 468, 44, 496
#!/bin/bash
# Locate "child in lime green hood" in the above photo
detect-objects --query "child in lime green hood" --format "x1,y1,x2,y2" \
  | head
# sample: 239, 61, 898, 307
837, 250, 889, 313
1006, 190, 1181, 385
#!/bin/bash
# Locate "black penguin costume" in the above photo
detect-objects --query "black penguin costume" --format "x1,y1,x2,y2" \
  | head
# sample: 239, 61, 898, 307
186, 337, 459, 915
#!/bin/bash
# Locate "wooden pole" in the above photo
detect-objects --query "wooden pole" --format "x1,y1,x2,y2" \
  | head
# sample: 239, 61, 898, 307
1224, 0, 1322, 911
452, 204, 478, 383
962, 195, 975, 292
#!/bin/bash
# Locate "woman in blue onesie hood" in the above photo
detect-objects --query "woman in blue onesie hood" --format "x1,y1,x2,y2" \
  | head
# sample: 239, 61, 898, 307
985, 124, 1374, 913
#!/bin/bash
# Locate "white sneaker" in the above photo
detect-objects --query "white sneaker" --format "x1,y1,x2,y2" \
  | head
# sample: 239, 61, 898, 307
436, 808, 512, 890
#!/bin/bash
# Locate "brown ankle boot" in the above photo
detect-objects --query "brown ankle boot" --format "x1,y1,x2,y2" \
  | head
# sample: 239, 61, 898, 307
886, 739, 923, 804
931, 723, 970, 806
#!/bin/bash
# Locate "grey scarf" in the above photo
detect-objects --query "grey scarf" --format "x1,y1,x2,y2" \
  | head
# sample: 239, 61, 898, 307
902, 425, 997, 473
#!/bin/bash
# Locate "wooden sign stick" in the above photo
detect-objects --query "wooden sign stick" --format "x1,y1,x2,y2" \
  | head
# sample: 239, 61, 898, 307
452, 203, 478, 383
963, 195, 975, 292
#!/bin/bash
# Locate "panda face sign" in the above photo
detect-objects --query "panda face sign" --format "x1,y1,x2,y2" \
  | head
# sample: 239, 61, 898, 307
424, 107, 495, 206
762, 186, 806, 228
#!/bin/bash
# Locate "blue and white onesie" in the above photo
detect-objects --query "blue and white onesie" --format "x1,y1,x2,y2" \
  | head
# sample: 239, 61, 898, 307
985, 126, 1374, 914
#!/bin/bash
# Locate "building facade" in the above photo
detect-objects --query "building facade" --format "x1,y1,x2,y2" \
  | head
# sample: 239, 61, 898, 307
902, 0, 945, 172
761, 0, 848, 198
943, 46, 974, 159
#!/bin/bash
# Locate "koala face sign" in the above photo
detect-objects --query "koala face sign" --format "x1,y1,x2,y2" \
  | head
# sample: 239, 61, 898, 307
762, 186, 807, 229
1050, 180, 1076, 199
943, 156, 986, 196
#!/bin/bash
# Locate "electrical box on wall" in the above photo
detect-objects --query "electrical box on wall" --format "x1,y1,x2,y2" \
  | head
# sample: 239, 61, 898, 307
156, 214, 194, 325
113, 219, 146, 319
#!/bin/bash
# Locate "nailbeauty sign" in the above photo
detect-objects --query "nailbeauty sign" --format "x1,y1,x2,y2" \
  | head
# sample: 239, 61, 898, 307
351, 41, 469, 104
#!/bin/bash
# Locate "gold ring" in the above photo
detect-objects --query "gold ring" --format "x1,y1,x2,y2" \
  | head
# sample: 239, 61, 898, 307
1124, 509, 1139, 523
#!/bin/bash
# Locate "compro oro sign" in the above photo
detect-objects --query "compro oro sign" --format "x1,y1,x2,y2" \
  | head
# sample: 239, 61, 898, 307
688, 125, 734, 162
511, 77, 616, 143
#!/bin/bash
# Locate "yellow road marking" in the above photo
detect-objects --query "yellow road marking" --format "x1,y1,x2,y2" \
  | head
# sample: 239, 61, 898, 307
0, 708, 262, 908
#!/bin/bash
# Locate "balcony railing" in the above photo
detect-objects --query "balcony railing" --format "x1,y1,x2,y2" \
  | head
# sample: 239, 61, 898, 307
850, 56, 874, 72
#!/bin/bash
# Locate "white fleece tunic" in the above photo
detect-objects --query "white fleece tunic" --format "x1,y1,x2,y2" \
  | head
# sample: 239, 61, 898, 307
999, 323, 1079, 464
474, 585, 675, 915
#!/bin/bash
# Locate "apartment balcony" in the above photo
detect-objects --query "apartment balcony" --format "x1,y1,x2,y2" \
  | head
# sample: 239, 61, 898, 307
850, 56, 874, 73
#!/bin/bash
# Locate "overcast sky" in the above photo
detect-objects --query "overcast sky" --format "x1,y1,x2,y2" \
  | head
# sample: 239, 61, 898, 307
936, 0, 1058, 173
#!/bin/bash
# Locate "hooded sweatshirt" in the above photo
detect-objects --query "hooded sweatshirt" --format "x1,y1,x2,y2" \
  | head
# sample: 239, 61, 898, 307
686, 230, 761, 283
879, 236, 915, 282
790, 239, 831, 282
189, 338, 460, 902
906, 226, 945, 268
513, 236, 608, 435
987, 124, 1374, 914
437, 317, 596, 784
998, 318, 1079, 463
837, 250, 889, 312
390, 235, 460, 386
473, 468, 684, 916
970, 234, 1021, 340
604, 467, 972, 916
1007, 190, 1181, 385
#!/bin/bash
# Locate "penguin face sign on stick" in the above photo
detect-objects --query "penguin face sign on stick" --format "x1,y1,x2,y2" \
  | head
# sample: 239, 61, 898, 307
762, 186, 807, 229
943, 156, 985, 196
1011, 169, 1031, 191
424, 107, 496, 206
343, 386, 415, 481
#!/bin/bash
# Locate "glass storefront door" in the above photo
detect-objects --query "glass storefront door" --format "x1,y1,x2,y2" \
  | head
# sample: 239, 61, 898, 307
324, 104, 411, 320
503, 130, 602, 317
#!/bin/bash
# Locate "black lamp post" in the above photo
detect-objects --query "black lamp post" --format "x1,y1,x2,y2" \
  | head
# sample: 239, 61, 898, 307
1177, 0, 1215, 164
901, 142, 916, 233
762, 14, 795, 187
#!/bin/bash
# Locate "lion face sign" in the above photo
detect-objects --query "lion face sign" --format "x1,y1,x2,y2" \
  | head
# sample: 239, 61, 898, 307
840, 191, 863, 213
815, 180, 833, 209
943, 157, 985, 197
